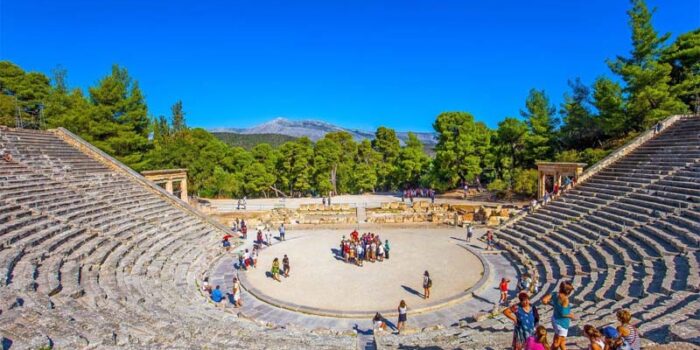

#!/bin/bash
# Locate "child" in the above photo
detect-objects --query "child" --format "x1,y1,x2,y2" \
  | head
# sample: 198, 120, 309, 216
525, 325, 549, 350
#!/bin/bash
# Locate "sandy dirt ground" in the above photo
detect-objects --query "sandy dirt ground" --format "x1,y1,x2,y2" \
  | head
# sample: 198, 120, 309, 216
240, 227, 484, 312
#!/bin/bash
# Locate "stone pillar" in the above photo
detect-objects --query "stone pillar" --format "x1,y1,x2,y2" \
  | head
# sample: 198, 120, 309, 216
165, 180, 174, 194
538, 171, 545, 199
180, 178, 188, 202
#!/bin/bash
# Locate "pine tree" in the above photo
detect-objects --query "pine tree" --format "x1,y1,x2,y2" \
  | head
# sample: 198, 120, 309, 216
520, 89, 558, 166
608, 0, 687, 130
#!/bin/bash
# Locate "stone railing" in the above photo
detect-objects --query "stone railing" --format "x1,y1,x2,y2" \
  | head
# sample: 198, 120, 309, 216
577, 114, 690, 184
53, 127, 233, 236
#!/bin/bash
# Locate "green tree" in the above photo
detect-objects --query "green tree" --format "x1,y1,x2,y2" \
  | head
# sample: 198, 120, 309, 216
592, 77, 628, 139
171, 100, 187, 133
396, 132, 431, 187
0, 61, 51, 128
432, 112, 491, 187
372, 127, 401, 190
277, 137, 315, 196
521, 89, 558, 166
84, 65, 151, 169
559, 78, 601, 149
608, 0, 687, 130
353, 139, 380, 192
662, 29, 700, 112
494, 117, 528, 189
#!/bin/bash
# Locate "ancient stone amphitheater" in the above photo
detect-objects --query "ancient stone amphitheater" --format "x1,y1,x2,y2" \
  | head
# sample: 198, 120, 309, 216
0, 116, 699, 349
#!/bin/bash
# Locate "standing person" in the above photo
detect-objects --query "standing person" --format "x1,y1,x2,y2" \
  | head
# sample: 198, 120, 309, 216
503, 292, 539, 350
583, 325, 605, 350
243, 249, 251, 269
266, 231, 272, 246
257, 230, 263, 244
525, 325, 550, 350
486, 230, 495, 250
279, 223, 286, 241
384, 240, 391, 260
271, 258, 281, 282
356, 243, 364, 266
397, 300, 408, 333
499, 278, 510, 305
466, 224, 474, 242
377, 243, 385, 262
322, 197, 326, 206
423, 271, 432, 299
232, 277, 242, 308
542, 281, 575, 350
282, 254, 290, 277
616, 309, 640, 350
251, 248, 258, 268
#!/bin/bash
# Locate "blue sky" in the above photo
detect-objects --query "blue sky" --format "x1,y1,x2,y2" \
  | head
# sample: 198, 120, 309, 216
1, 1, 698, 132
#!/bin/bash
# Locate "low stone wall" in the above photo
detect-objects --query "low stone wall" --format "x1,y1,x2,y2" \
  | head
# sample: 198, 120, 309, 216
207, 201, 518, 228
366, 201, 514, 226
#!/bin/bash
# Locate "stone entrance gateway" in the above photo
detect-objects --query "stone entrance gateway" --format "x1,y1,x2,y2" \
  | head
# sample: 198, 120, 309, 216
535, 162, 585, 199
141, 168, 189, 202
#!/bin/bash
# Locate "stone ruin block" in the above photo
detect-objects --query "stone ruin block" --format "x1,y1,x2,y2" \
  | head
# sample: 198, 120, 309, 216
389, 202, 399, 210
463, 212, 475, 222
340, 203, 350, 210
381, 202, 391, 210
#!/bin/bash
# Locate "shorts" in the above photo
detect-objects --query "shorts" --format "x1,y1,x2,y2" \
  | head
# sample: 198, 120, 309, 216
398, 313, 407, 322
552, 319, 569, 337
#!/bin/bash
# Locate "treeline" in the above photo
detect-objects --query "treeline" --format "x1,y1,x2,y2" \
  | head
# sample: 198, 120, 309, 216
0, 0, 697, 199
212, 132, 298, 149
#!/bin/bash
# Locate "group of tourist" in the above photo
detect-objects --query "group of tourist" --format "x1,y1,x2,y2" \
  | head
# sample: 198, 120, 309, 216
202, 276, 244, 308
338, 230, 390, 266
502, 281, 640, 350
401, 188, 436, 203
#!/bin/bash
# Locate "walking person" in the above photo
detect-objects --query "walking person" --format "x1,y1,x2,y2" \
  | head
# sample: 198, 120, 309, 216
282, 254, 290, 277
503, 292, 539, 350
271, 258, 281, 282
279, 223, 286, 241
466, 224, 474, 242
384, 240, 390, 260
542, 281, 575, 350
486, 230, 495, 250
397, 300, 408, 333
423, 271, 432, 299
499, 278, 510, 305
616, 309, 640, 350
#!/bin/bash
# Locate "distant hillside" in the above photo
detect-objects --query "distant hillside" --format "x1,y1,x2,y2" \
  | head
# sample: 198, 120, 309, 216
212, 132, 297, 149
210, 117, 438, 148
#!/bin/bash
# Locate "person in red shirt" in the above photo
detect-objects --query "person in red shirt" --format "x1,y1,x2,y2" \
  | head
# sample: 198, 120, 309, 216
499, 278, 511, 305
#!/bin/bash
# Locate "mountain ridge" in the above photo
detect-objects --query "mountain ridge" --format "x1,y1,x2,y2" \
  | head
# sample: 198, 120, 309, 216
209, 117, 437, 146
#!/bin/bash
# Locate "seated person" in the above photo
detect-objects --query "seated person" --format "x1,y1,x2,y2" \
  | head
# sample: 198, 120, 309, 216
210, 285, 224, 304
373, 313, 387, 331
201, 277, 212, 294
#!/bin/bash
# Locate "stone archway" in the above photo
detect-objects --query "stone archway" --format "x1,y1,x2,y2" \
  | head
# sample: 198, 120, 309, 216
141, 169, 189, 202
535, 162, 585, 199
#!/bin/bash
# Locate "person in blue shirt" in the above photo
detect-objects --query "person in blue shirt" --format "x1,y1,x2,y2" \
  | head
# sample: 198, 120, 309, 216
210, 285, 224, 304
542, 281, 575, 350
